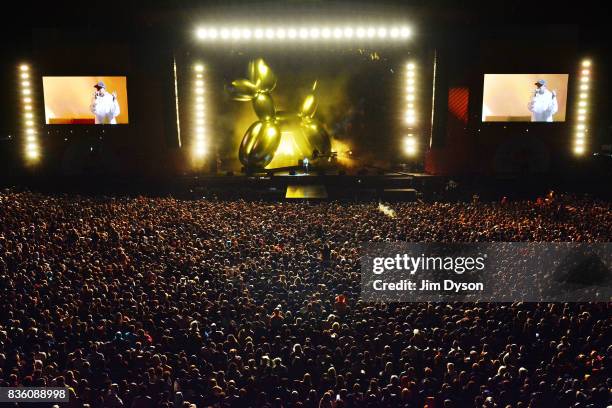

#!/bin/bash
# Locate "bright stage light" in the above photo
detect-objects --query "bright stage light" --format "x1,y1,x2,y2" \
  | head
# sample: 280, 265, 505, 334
402, 61, 418, 156
196, 24, 412, 42
18, 63, 39, 163
574, 59, 593, 156
404, 137, 417, 155
400, 26, 411, 38
193, 64, 208, 160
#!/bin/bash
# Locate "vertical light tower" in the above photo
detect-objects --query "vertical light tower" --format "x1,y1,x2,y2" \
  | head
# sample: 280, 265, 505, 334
19, 64, 40, 163
193, 64, 207, 160
404, 62, 417, 156
574, 59, 591, 156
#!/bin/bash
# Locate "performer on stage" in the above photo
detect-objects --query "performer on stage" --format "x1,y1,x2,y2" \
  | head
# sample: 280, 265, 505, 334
90, 81, 121, 124
528, 79, 558, 122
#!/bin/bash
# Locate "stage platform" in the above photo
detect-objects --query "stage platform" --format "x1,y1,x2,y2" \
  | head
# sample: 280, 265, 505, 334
184, 169, 445, 200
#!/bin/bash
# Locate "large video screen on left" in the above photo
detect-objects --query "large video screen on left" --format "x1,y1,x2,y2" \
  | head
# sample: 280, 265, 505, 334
43, 76, 129, 124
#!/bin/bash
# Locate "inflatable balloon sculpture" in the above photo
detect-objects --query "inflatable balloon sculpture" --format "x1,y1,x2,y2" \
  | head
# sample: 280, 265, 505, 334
227, 58, 332, 169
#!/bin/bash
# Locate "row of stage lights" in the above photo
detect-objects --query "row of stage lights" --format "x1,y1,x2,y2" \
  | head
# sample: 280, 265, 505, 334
196, 26, 412, 41
193, 64, 207, 158
19, 64, 40, 162
574, 60, 591, 155
404, 62, 417, 156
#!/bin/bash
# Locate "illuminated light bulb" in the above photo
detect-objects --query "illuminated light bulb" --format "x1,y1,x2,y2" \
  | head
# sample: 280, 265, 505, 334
400, 26, 411, 38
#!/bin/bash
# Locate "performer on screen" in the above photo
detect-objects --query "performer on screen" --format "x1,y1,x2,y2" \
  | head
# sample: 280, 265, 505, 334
528, 79, 558, 122
90, 81, 120, 124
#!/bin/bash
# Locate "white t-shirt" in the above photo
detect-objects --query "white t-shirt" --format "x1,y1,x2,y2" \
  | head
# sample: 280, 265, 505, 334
528, 87, 558, 122
90, 92, 121, 124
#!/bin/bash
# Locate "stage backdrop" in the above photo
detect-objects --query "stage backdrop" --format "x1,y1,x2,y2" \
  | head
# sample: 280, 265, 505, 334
187, 48, 414, 171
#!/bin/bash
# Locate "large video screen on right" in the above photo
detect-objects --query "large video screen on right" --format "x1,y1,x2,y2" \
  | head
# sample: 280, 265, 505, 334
482, 74, 568, 122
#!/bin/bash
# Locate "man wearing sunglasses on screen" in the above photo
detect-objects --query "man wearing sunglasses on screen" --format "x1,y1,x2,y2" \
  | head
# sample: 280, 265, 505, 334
528, 79, 558, 122
90, 81, 121, 124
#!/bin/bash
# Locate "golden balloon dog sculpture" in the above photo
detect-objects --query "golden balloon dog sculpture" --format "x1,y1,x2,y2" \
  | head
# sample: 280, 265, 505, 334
228, 58, 332, 169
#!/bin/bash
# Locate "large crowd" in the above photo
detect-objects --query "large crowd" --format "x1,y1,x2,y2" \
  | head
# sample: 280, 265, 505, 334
0, 191, 610, 407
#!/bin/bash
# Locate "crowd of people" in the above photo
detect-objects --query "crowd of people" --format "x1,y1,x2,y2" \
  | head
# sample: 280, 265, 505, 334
0, 190, 610, 407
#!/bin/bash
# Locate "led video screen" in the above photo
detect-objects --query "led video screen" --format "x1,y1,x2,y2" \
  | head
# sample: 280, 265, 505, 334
43, 76, 129, 124
207, 51, 403, 170
482, 74, 568, 122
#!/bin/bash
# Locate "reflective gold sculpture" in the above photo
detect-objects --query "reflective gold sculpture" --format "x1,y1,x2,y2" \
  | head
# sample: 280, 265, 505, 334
227, 58, 332, 169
